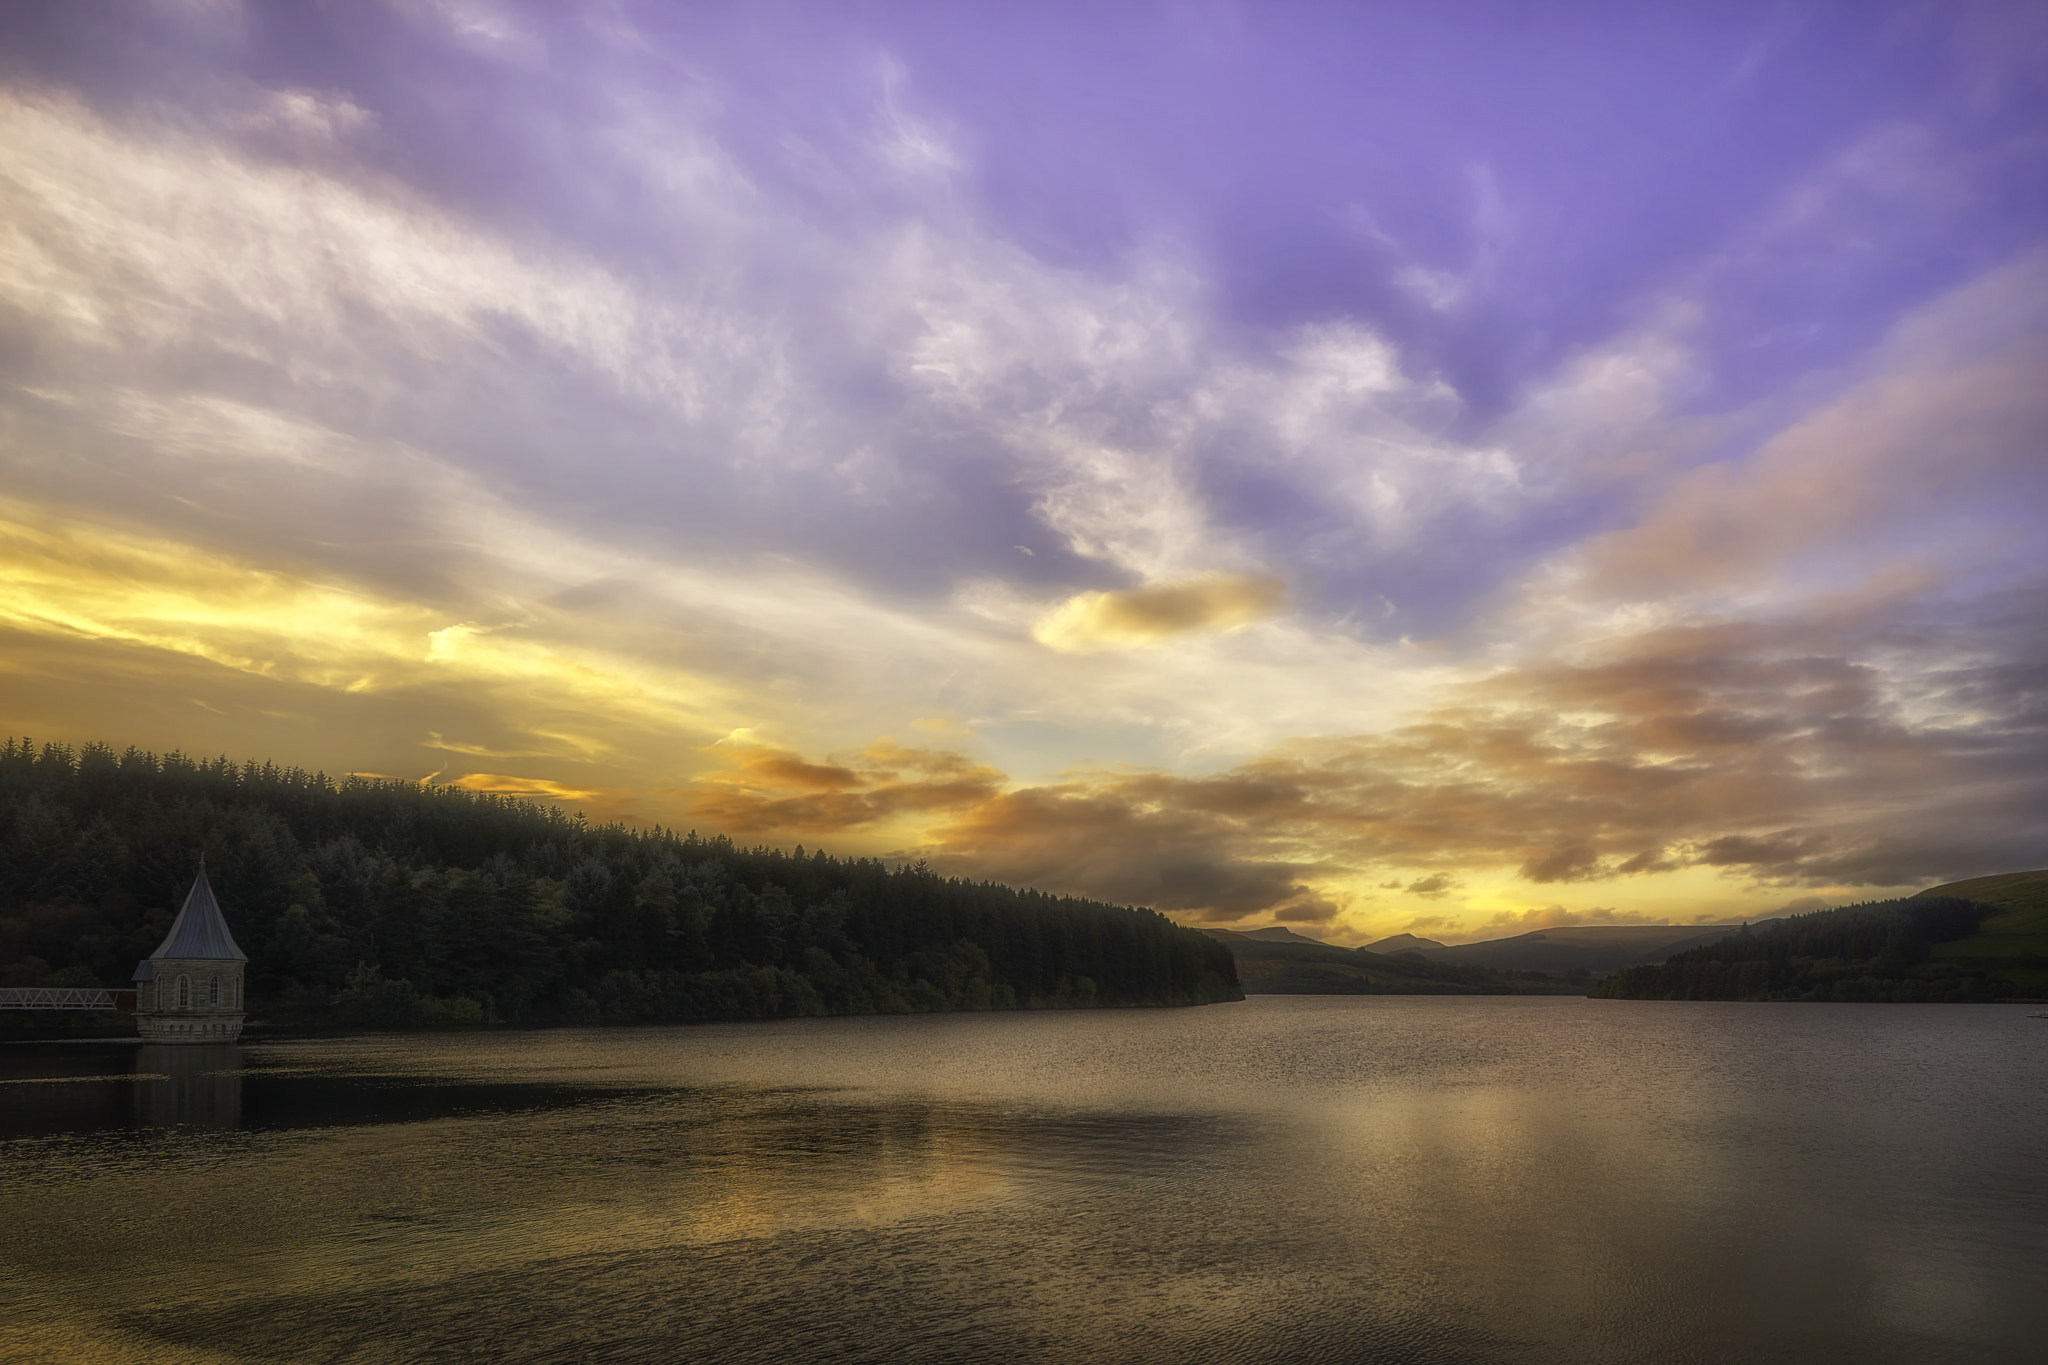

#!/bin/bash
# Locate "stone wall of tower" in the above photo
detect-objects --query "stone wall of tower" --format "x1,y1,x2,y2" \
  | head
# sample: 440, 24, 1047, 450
134, 957, 246, 1043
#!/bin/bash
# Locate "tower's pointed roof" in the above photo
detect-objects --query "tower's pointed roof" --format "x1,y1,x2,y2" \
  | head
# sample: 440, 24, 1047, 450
150, 860, 247, 961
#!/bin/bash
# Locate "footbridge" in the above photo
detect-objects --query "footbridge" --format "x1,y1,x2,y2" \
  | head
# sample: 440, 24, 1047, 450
0, 987, 136, 1011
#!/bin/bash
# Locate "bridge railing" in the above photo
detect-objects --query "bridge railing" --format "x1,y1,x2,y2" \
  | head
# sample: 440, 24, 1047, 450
0, 987, 137, 1011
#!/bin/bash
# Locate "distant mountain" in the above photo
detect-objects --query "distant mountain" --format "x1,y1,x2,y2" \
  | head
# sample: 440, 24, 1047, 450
1205, 922, 1769, 987
1201, 930, 1581, 996
1411, 923, 1775, 977
1226, 926, 1329, 947
1361, 933, 1446, 955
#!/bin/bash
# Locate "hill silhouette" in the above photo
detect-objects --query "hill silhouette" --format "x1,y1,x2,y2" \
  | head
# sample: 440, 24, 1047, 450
1203, 928, 1581, 995
1360, 933, 1446, 954
1413, 923, 1760, 977
1230, 926, 1330, 946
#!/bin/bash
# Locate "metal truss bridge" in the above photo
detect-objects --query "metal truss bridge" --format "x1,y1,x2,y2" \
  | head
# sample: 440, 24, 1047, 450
0, 987, 136, 1011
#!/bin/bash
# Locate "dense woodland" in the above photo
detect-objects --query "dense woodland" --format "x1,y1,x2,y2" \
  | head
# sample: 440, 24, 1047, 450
0, 739, 1240, 1032
1589, 896, 2007, 1002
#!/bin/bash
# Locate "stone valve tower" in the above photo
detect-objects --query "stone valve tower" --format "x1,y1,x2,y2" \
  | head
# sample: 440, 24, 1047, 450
132, 859, 248, 1043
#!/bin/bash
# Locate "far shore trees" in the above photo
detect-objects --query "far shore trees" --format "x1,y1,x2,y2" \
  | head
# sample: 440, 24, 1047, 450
0, 738, 1239, 1033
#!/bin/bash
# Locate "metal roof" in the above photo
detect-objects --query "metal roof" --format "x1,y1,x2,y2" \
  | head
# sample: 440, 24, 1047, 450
149, 862, 248, 962
131, 959, 155, 982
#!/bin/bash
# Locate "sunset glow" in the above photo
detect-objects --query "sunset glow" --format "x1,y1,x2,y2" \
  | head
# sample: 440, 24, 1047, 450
2, 1, 2043, 943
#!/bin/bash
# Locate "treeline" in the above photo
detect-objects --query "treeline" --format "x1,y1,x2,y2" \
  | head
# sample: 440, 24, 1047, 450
1590, 897, 2002, 1003
0, 739, 1240, 1031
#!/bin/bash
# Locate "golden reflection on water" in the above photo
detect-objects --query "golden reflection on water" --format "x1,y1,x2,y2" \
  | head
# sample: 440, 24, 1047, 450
2, 998, 2045, 1364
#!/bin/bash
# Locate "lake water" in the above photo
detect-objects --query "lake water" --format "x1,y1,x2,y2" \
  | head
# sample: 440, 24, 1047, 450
2, 997, 2043, 1364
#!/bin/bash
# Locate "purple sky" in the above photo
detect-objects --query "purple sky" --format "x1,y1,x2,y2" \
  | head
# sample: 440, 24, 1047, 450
2, 0, 2044, 940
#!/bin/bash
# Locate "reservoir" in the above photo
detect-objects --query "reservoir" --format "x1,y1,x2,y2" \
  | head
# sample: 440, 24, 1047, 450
2, 996, 2043, 1363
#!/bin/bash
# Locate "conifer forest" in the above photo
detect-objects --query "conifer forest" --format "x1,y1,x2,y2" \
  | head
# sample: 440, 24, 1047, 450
0, 739, 1241, 1031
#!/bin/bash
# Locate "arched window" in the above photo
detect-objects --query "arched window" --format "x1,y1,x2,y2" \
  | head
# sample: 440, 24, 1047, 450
209, 976, 219, 1006
177, 975, 189, 1008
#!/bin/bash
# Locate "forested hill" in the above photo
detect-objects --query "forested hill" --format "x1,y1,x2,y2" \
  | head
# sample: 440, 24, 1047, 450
0, 739, 1240, 1030
1588, 895, 2013, 1003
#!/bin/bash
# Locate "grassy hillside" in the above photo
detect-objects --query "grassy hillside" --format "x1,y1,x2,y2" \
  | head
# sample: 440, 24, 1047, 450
1205, 929, 1584, 995
1919, 869, 2048, 992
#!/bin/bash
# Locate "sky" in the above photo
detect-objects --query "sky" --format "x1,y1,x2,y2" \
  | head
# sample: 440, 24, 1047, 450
1, 0, 2044, 945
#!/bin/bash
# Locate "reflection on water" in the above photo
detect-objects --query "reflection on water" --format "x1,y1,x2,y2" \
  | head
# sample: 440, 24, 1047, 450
131, 1045, 242, 1130
2, 998, 2045, 1364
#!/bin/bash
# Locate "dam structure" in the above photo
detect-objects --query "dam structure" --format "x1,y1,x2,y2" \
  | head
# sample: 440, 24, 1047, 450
132, 861, 248, 1043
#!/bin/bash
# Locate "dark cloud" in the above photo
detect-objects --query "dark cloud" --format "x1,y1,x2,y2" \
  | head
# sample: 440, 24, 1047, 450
1518, 845, 1603, 883
915, 785, 1328, 921
1695, 831, 1830, 872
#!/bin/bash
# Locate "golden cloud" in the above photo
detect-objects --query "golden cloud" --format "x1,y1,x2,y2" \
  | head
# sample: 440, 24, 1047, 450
687, 740, 1005, 838
1032, 575, 1285, 652
1482, 904, 1667, 931
0, 499, 741, 736
0, 503, 442, 688
445, 772, 607, 803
